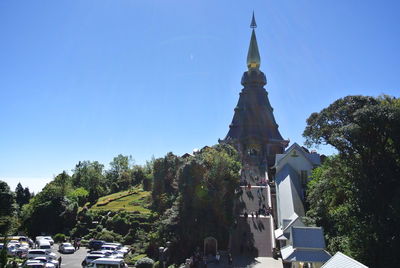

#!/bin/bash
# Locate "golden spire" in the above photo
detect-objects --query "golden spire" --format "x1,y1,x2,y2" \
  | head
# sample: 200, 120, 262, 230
247, 12, 261, 70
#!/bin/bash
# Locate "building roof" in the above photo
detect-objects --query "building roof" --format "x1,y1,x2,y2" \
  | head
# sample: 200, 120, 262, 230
276, 165, 305, 224
274, 213, 305, 241
274, 143, 320, 169
321, 252, 368, 268
291, 226, 326, 249
281, 246, 331, 263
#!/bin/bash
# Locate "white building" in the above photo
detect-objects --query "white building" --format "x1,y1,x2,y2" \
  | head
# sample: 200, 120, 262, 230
273, 143, 331, 267
273, 143, 321, 244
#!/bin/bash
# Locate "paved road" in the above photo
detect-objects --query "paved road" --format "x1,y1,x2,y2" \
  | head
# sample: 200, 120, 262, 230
54, 245, 89, 268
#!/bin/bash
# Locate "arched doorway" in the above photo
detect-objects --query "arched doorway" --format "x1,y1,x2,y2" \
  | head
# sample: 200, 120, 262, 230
203, 237, 217, 256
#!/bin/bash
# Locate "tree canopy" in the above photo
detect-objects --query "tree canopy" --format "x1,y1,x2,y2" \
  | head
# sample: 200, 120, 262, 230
303, 95, 400, 267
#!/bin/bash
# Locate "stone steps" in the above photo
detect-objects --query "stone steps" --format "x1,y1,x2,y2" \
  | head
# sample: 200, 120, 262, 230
237, 187, 268, 215
230, 217, 273, 257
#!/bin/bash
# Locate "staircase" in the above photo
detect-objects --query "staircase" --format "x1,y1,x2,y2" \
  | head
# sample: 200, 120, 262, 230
228, 164, 274, 258
230, 216, 273, 257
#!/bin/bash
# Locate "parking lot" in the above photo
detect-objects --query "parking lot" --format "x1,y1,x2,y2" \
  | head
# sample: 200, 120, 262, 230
55, 245, 88, 268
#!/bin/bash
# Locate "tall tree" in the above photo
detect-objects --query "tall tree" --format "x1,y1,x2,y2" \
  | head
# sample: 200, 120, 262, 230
303, 95, 400, 267
0, 180, 17, 234
72, 161, 106, 202
15, 183, 25, 208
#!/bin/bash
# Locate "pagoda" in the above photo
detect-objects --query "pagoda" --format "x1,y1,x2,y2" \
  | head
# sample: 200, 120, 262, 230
222, 13, 289, 170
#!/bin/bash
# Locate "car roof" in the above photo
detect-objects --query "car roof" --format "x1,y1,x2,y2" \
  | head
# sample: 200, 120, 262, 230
93, 258, 124, 264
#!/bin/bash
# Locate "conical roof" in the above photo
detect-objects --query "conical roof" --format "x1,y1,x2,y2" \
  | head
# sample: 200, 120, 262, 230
247, 29, 261, 70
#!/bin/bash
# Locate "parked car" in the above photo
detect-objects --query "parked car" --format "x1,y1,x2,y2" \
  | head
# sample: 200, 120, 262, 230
81, 254, 105, 267
86, 258, 127, 268
88, 240, 105, 251
32, 257, 59, 268
42, 236, 54, 246
7, 243, 29, 257
59, 243, 75, 254
37, 240, 52, 252
24, 259, 54, 268
23, 263, 45, 268
103, 243, 129, 256
27, 249, 57, 260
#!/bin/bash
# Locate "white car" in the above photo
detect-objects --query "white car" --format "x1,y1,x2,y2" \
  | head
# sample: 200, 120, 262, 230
27, 249, 57, 260
42, 237, 54, 246
81, 254, 105, 267
24, 263, 45, 268
87, 258, 127, 268
59, 243, 75, 254
8, 243, 29, 257
32, 257, 59, 268
24, 260, 55, 268
103, 243, 129, 256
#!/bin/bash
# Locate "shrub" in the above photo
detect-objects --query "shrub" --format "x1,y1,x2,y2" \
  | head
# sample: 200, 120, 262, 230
53, 233, 66, 243
95, 225, 103, 232
96, 229, 122, 242
135, 257, 154, 268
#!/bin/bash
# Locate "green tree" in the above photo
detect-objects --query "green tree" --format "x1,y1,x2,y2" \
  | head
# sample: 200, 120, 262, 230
106, 155, 134, 192
303, 95, 400, 267
72, 161, 106, 203
21, 173, 76, 236
15, 183, 25, 208
0, 181, 16, 234
152, 153, 181, 213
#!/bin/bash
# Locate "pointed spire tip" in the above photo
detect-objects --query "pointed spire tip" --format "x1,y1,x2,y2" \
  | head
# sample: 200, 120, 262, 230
250, 11, 257, 29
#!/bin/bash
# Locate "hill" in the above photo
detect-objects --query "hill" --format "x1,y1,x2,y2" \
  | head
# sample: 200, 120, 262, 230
89, 187, 152, 215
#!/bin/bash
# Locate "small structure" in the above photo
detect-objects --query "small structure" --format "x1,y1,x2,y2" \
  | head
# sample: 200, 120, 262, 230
281, 226, 331, 268
321, 252, 368, 268
203, 237, 217, 256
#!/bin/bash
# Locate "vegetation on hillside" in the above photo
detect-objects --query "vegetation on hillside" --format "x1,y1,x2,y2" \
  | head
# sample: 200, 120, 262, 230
0, 144, 240, 266
303, 95, 400, 268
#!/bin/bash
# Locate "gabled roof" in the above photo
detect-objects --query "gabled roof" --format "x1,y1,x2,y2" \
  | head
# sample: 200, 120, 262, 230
291, 226, 326, 249
283, 213, 305, 232
321, 252, 368, 268
281, 246, 331, 263
274, 142, 320, 169
275, 213, 306, 241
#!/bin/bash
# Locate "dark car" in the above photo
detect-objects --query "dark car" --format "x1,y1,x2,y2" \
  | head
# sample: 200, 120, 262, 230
88, 240, 105, 251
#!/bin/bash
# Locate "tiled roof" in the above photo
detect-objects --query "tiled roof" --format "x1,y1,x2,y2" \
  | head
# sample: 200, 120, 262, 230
322, 252, 368, 268
281, 246, 331, 263
291, 226, 326, 249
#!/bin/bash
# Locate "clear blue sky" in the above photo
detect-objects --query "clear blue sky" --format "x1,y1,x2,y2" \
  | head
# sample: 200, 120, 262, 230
1, 0, 399, 192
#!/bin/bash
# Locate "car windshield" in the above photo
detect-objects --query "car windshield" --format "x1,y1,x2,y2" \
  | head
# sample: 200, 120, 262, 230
63, 243, 72, 247
96, 265, 119, 268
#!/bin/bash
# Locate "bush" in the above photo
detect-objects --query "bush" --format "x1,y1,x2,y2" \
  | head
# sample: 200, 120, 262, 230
135, 257, 154, 268
96, 225, 103, 232
53, 233, 66, 243
96, 229, 122, 242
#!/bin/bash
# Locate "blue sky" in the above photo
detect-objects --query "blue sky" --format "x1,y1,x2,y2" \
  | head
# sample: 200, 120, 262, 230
1, 0, 399, 192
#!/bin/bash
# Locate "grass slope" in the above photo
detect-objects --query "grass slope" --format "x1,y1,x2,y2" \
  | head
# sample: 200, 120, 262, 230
90, 187, 152, 214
